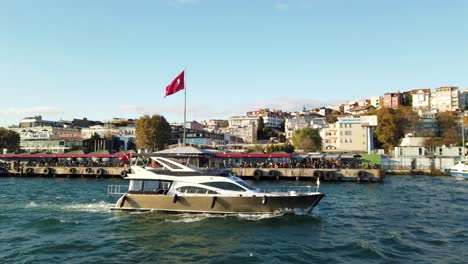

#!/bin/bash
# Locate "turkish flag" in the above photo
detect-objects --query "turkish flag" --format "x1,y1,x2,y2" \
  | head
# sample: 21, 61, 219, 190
165, 70, 185, 97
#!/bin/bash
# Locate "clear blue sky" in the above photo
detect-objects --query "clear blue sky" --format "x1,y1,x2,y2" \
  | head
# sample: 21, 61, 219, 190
1, 0, 467, 127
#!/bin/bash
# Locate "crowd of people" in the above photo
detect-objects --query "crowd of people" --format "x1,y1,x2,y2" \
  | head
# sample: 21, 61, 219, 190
224, 159, 379, 169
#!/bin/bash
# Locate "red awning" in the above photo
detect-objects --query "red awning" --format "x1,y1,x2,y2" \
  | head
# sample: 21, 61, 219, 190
0, 153, 127, 159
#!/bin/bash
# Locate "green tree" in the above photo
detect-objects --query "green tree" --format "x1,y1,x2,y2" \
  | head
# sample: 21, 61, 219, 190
291, 127, 322, 152
135, 114, 171, 151
0, 128, 20, 152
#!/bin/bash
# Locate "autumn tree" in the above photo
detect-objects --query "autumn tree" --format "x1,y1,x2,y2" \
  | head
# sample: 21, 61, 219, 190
436, 111, 459, 146
135, 114, 171, 151
0, 128, 20, 152
373, 106, 419, 151
291, 127, 322, 152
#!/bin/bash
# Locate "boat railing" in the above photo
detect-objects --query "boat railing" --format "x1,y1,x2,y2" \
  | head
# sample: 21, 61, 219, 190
259, 185, 317, 195
107, 185, 128, 195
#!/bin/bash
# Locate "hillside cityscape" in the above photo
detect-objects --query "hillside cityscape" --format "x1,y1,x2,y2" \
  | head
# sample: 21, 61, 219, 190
0, 85, 465, 163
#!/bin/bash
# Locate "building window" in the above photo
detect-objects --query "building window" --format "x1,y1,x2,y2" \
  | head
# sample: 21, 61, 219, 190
345, 131, 351, 135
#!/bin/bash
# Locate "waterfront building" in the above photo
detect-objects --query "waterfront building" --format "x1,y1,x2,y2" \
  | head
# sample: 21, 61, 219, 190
411, 89, 431, 110
431, 86, 459, 112
10, 126, 83, 153
321, 117, 369, 152
170, 125, 228, 147
383, 92, 403, 109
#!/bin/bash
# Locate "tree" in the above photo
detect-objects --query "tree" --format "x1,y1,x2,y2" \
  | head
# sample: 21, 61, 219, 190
219, 120, 229, 127
291, 127, 322, 152
257, 116, 266, 140
373, 107, 420, 151
135, 114, 171, 151
0, 128, 20, 153
436, 111, 458, 146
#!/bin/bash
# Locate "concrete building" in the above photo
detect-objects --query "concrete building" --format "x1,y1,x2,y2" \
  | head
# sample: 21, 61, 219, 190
322, 117, 369, 152
246, 108, 284, 129
431, 86, 459, 112
370, 96, 382, 109
459, 89, 468, 111
19, 116, 60, 128
11, 126, 83, 153
285, 118, 309, 139
411, 88, 431, 110
383, 92, 403, 109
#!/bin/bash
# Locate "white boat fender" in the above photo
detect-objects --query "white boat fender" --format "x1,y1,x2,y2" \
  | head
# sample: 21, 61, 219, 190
210, 196, 217, 209
173, 194, 178, 204
262, 195, 267, 205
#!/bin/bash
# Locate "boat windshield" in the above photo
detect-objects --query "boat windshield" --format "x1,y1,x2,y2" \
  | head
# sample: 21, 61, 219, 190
232, 178, 257, 191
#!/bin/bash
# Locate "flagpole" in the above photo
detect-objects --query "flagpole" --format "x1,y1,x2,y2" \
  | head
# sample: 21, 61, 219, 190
183, 67, 187, 146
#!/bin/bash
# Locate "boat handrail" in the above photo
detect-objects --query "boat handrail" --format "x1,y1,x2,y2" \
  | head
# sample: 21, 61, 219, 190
107, 185, 128, 195
259, 185, 317, 195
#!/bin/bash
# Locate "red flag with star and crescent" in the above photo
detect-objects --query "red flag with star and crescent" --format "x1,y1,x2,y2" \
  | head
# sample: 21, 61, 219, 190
165, 70, 185, 97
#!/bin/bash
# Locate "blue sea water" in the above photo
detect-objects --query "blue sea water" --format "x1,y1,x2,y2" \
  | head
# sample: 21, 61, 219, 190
0, 176, 466, 263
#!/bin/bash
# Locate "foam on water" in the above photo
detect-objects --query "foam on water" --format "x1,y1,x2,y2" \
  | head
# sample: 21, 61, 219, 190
25, 201, 113, 213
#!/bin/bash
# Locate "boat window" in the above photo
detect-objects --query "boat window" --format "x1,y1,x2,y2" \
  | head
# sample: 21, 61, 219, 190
129, 180, 143, 191
176, 186, 218, 194
201, 182, 246, 192
142, 180, 160, 192
233, 180, 257, 191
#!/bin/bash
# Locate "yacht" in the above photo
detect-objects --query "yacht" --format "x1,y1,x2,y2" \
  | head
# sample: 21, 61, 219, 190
450, 161, 468, 178
108, 156, 325, 214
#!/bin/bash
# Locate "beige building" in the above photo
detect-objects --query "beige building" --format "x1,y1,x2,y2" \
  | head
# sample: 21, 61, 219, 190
322, 117, 369, 152
411, 88, 431, 110
431, 86, 459, 112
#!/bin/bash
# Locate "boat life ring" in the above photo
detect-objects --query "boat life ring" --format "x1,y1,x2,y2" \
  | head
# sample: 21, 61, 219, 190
253, 169, 262, 180
96, 168, 104, 176
268, 170, 276, 177
26, 168, 33, 174
324, 171, 333, 181
43, 167, 50, 175
357, 171, 366, 181
262, 195, 268, 205
313, 170, 323, 180
120, 170, 127, 177
85, 168, 93, 174
69, 168, 76, 174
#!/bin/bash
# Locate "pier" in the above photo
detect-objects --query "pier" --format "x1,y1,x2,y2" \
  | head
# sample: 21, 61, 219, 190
232, 168, 383, 183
